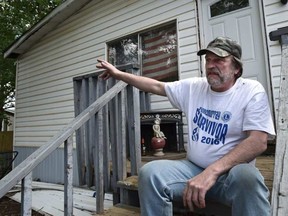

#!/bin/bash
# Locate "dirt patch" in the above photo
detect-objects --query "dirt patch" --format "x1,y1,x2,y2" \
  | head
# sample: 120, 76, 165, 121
0, 195, 43, 216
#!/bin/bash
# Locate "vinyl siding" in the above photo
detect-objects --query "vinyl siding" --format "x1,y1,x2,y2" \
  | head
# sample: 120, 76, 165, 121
14, 146, 80, 185
262, 0, 288, 120
15, 0, 198, 150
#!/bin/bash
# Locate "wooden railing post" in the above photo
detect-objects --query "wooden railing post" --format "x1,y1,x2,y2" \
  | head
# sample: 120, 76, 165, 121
107, 79, 120, 204
95, 79, 106, 214
73, 78, 86, 186
21, 172, 32, 216
0, 75, 130, 216
126, 66, 141, 175
71, 64, 142, 211
64, 136, 73, 216
269, 27, 288, 216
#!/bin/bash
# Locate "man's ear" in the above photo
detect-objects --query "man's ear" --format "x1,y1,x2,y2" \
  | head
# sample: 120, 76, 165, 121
234, 68, 242, 78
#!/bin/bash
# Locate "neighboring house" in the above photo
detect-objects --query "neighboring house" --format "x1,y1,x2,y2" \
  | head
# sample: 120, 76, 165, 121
3, 0, 288, 186
1, 109, 14, 132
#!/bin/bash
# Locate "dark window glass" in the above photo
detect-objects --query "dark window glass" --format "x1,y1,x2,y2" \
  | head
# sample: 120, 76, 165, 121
107, 22, 178, 82
210, 0, 249, 18
108, 35, 138, 65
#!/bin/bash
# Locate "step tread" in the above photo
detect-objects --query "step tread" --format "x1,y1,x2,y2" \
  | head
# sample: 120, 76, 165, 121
94, 204, 140, 216
117, 176, 138, 190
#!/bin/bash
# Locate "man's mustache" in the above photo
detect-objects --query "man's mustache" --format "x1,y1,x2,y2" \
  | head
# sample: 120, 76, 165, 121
206, 68, 220, 75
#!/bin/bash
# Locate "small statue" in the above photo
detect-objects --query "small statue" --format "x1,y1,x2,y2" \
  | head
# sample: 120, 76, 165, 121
152, 117, 166, 139
151, 116, 166, 156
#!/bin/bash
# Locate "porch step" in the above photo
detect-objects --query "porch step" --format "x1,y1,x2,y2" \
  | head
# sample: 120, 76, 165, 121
117, 176, 140, 207
94, 204, 140, 216
116, 156, 275, 216
255, 155, 275, 192
117, 175, 138, 191
117, 176, 231, 216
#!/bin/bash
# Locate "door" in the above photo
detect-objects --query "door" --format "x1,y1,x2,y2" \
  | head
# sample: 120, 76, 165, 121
200, 0, 269, 92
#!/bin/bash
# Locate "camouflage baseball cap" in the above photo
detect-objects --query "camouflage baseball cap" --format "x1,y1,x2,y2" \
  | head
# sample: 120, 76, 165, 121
197, 36, 243, 68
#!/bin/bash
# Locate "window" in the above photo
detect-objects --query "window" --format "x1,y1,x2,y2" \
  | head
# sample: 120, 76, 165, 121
108, 22, 178, 82
210, 0, 249, 18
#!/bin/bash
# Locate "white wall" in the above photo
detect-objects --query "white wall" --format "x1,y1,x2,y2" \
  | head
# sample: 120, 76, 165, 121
262, 0, 288, 121
15, 0, 199, 148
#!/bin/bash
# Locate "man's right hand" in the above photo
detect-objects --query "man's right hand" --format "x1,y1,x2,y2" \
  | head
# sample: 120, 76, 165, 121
96, 59, 166, 96
96, 59, 121, 80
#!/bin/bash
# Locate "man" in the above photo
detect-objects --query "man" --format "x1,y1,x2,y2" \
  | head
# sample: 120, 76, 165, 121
96, 37, 275, 216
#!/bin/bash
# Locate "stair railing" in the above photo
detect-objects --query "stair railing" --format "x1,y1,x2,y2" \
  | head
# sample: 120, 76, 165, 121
0, 63, 142, 215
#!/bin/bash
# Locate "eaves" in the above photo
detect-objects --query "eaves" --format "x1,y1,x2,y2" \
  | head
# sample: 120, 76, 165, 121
4, 0, 92, 59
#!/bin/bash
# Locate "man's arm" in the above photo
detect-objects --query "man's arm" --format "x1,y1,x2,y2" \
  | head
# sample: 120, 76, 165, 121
96, 59, 166, 96
183, 130, 268, 210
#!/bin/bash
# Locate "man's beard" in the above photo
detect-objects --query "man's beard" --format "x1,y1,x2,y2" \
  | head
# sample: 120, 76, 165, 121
206, 68, 234, 88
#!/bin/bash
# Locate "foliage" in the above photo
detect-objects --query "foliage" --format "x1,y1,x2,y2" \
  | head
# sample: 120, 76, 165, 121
0, 0, 63, 130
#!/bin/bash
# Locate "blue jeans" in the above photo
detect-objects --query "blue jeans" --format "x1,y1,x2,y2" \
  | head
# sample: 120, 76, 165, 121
138, 159, 270, 216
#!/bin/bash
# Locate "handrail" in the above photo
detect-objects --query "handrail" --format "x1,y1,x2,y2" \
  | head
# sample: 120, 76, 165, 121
269, 27, 288, 216
0, 80, 128, 198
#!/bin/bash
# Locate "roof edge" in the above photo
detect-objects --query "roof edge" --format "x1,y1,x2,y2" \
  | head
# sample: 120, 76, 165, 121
4, 0, 92, 59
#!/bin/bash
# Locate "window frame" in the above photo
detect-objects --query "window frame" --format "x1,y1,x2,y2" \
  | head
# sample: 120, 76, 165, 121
106, 20, 179, 82
209, 0, 250, 18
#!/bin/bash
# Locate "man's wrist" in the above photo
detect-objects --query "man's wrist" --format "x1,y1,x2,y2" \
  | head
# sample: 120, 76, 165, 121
206, 161, 228, 178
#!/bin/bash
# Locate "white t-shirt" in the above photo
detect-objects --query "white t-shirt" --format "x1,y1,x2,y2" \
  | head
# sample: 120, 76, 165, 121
165, 77, 275, 168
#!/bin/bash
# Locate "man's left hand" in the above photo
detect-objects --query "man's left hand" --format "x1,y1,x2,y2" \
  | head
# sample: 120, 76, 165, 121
182, 170, 218, 211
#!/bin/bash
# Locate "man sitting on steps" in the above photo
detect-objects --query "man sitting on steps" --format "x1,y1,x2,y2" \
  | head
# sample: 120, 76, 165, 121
96, 36, 275, 216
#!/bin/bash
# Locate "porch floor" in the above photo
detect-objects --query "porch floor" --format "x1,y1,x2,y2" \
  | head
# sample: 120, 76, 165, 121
0, 155, 274, 216
97, 155, 275, 216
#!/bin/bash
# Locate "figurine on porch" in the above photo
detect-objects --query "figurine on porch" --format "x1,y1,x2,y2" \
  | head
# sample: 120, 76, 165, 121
151, 116, 166, 156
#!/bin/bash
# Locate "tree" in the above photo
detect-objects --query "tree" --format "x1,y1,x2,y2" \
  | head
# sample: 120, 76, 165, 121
0, 0, 64, 130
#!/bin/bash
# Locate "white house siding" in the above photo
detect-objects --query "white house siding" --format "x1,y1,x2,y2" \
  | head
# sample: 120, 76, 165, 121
262, 0, 288, 121
14, 0, 199, 184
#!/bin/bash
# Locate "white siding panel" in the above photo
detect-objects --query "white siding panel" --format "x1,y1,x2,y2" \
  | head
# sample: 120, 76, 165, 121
150, 95, 175, 111
15, 0, 198, 148
17, 101, 73, 116
179, 27, 197, 41
14, 147, 80, 185
181, 53, 198, 63
269, 43, 282, 55
180, 61, 199, 72
16, 93, 72, 112
178, 16, 196, 30
263, 1, 288, 118
179, 43, 198, 56
271, 55, 282, 67
179, 36, 197, 49
266, 10, 288, 25
150, 101, 175, 111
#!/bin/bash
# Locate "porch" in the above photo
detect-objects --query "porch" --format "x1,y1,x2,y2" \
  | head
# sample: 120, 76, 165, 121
0, 32, 286, 214
0, 154, 275, 216
0, 63, 278, 215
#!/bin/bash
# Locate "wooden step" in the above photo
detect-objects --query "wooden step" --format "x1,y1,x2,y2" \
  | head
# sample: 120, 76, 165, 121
115, 156, 275, 216
256, 155, 275, 192
94, 204, 140, 216
117, 176, 140, 207
117, 176, 231, 215
117, 176, 138, 191
119, 156, 275, 192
